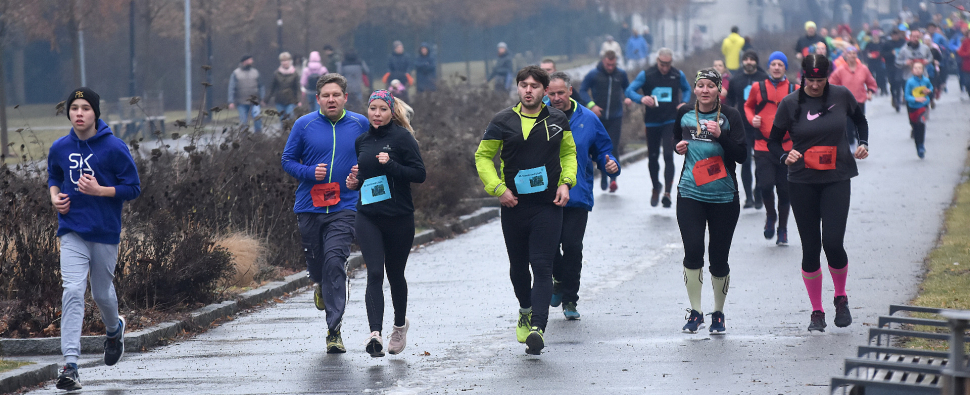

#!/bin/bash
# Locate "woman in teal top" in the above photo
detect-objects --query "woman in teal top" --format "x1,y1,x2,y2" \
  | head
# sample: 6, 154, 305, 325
672, 69, 747, 334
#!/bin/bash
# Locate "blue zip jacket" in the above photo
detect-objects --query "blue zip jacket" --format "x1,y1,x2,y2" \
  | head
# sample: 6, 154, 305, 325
904, 75, 933, 109
566, 99, 620, 211
47, 120, 141, 244
578, 62, 630, 120
625, 35, 649, 60
282, 109, 369, 214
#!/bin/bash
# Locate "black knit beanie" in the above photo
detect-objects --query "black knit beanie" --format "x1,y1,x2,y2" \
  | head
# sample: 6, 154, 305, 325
65, 87, 101, 122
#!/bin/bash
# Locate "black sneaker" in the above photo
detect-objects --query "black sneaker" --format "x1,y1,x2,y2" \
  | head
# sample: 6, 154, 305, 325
743, 200, 754, 209
709, 311, 726, 334
753, 195, 764, 210
808, 310, 827, 332
661, 193, 672, 208
764, 215, 776, 240
104, 316, 125, 366
56, 363, 81, 390
682, 309, 704, 333
600, 175, 609, 191
834, 296, 852, 328
650, 189, 660, 207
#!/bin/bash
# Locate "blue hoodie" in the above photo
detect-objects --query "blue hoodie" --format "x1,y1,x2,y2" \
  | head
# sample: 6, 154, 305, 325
904, 74, 933, 109
282, 109, 369, 214
46, 120, 141, 244
566, 99, 621, 211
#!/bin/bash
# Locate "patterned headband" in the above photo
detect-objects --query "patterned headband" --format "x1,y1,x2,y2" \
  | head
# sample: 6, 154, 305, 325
368, 90, 395, 113
695, 69, 722, 91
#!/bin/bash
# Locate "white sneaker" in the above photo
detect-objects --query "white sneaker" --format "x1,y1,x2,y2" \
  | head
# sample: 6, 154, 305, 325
365, 331, 384, 357
387, 318, 409, 355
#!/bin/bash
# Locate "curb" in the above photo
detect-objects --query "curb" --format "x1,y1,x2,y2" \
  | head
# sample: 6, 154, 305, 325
0, 207, 500, 393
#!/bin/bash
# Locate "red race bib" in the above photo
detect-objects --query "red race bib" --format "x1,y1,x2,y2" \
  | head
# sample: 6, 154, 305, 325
692, 156, 727, 186
804, 146, 837, 170
310, 182, 341, 207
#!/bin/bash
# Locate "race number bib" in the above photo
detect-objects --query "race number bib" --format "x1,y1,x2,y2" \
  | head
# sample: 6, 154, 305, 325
514, 166, 548, 194
692, 156, 727, 186
310, 182, 341, 207
361, 175, 392, 205
804, 146, 837, 170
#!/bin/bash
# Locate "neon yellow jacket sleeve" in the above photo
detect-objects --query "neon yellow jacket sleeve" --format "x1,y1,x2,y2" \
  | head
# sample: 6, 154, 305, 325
475, 139, 508, 197
558, 130, 578, 188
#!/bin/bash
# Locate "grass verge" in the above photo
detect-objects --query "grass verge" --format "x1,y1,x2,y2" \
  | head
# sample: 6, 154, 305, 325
0, 359, 31, 374
904, 156, 970, 351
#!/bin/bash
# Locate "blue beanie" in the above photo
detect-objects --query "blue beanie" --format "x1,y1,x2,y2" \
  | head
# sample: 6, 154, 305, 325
768, 51, 788, 70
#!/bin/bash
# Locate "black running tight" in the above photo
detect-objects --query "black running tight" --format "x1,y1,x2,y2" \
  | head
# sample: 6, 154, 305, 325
788, 180, 851, 273
501, 202, 562, 332
676, 195, 740, 278
647, 124, 675, 192
357, 212, 415, 333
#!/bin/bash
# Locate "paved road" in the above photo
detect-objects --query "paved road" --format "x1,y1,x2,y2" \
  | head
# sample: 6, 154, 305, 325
25, 82, 970, 394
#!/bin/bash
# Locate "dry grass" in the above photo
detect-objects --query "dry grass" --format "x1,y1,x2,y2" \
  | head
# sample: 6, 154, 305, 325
0, 359, 31, 374
215, 233, 264, 289
904, 158, 970, 351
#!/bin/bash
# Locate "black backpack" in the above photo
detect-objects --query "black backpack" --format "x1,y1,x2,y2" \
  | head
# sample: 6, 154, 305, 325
305, 72, 321, 91
753, 79, 796, 115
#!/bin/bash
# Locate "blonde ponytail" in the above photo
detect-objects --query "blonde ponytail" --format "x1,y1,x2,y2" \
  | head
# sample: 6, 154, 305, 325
392, 97, 415, 137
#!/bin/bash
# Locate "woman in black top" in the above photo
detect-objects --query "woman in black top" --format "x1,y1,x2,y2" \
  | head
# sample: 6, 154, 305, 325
346, 90, 426, 357
767, 55, 869, 333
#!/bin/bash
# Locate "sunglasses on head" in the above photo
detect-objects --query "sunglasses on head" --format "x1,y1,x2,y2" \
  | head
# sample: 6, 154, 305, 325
657, 60, 672, 66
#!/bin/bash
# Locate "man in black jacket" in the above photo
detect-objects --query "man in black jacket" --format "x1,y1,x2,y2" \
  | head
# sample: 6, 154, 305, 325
578, 51, 631, 192
883, 29, 907, 111
726, 50, 768, 209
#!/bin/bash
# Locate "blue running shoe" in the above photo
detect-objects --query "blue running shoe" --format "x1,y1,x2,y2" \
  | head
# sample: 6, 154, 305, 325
776, 228, 788, 246
56, 363, 81, 390
682, 309, 704, 333
549, 280, 563, 307
709, 311, 726, 334
764, 215, 776, 240
563, 302, 581, 320
104, 316, 125, 366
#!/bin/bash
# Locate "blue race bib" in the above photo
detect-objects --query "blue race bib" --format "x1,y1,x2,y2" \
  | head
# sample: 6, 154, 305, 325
743, 85, 752, 101
361, 175, 392, 205
514, 166, 548, 194
651, 87, 673, 102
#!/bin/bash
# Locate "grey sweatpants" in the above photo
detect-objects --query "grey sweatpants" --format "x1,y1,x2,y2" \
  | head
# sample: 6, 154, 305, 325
60, 232, 120, 364
297, 210, 355, 332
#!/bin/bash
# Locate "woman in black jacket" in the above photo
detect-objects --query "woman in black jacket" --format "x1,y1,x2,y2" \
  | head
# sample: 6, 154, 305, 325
346, 90, 425, 358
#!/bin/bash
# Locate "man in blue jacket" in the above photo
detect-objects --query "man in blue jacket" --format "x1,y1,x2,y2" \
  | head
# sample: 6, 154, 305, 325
547, 72, 619, 320
282, 74, 369, 354
49, 88, 141, 390
578, 50, 630, 192
625, 48, 691, 208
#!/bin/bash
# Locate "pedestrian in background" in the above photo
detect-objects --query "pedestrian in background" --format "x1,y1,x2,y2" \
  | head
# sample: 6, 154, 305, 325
625, 29, 649, 70
337, 49, 370, 112
50, 88, 141, 390
600, 35, 624, 66
487, 42, 515, 92
302, 51, 328, 114
386, 41, 413, 102
721, 26, 745, 73
346, 90, 425, 358
415, 42, 437, 93
228, 55, 264, 133
266, 51, 301, 121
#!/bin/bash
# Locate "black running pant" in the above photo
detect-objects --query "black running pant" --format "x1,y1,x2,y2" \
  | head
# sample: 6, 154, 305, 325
647, 123, 675, 192
357, 212, 415, 333
297, 210, 356, 332
908, 106, 927, 147
676, 195, 740, 278
553, 207, 589, 304
754, 151, 790, 230
890, 70, 904, 105
600, 117, 623, 180
501, 202, 563, 331
788, 180, 851, 273
741, 126, 759, 204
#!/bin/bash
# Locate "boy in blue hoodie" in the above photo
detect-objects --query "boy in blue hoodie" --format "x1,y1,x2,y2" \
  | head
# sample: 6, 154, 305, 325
904, 62, 933, 158
282, 74, 369, 353
47, 88, 141, 390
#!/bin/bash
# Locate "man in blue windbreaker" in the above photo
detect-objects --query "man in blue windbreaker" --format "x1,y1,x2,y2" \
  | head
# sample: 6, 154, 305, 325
546, 71, 619, 320
282, 74, 369, 354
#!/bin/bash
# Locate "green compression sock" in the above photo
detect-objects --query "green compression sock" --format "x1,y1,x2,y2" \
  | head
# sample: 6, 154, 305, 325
684, 267, 703, 313
712, 274, 730, 312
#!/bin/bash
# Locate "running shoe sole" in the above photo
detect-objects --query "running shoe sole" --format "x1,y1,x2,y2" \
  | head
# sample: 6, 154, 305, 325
525, 332, 544, 355
55, 368, 81, 391
366, 338, 385, 358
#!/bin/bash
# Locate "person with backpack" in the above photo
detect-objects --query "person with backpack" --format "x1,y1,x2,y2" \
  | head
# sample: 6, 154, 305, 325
301, 51, 329, 113
745, 51, 798, 246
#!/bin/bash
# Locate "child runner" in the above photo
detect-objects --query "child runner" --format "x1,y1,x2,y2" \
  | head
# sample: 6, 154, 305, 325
673, 69, 747, 334
905, 61, 933, 159
48, 88, 141, 390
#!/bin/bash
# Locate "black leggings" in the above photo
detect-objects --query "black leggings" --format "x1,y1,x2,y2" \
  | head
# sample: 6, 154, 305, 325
647, 123, 675, 192
501, 202, 563, 331
740, 127, 757, 203
754, 151, 790, 229
553, 207, 589, 304
356, 212, 415, 333
676, 195, 740, 278
788, 180, 851, 273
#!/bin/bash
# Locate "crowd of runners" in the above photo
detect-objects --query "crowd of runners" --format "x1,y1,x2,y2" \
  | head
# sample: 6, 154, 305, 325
45, 9, 970, 390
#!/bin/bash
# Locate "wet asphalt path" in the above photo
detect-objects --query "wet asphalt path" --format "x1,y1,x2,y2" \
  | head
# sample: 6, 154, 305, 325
27, 82, 970, 394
